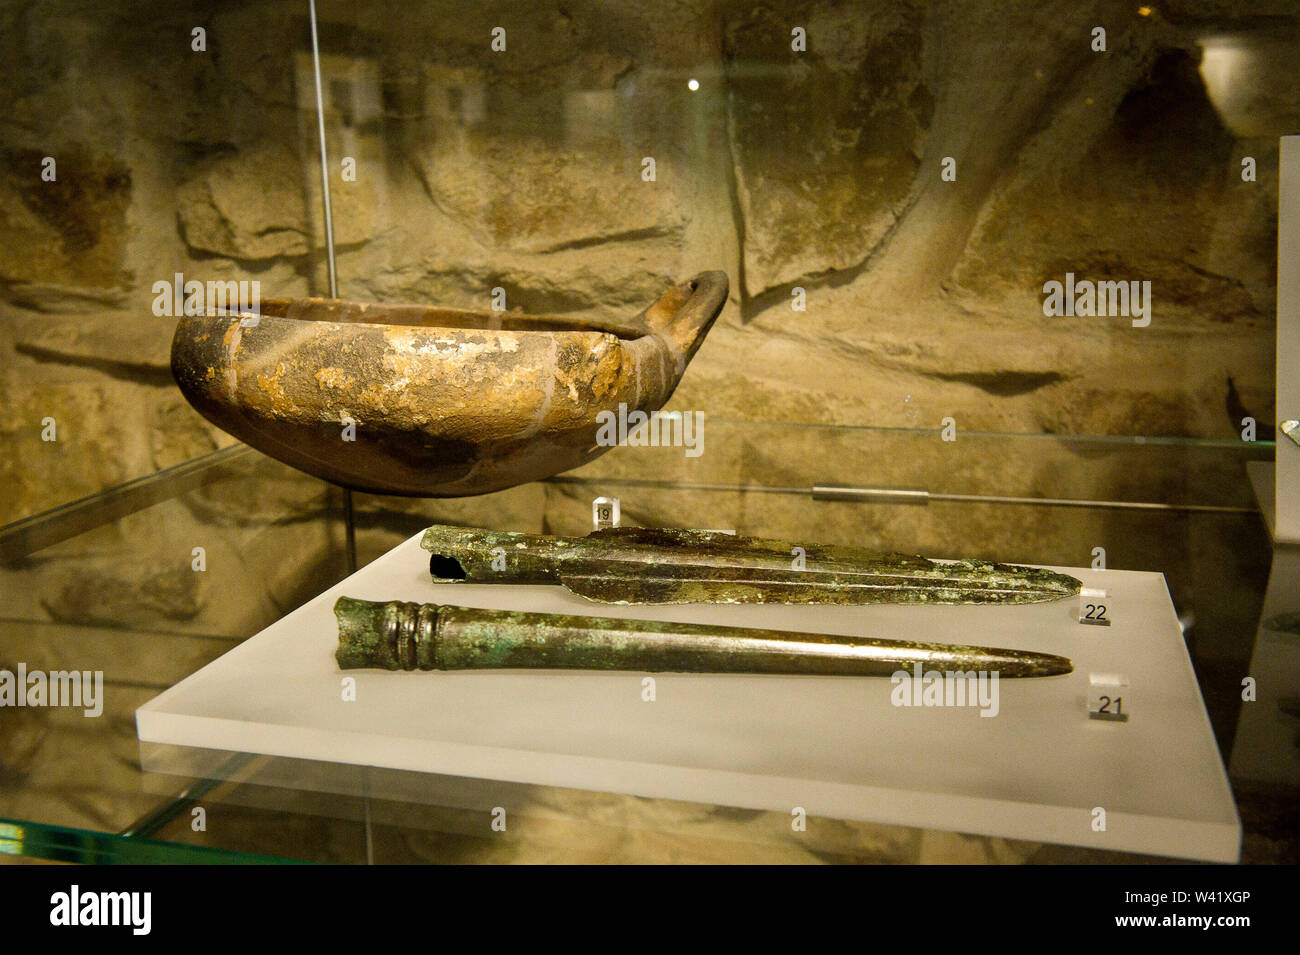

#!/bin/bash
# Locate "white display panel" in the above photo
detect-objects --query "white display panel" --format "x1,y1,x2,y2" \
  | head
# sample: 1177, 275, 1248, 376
1278, 135, 1300, 543
1230, 543, 1300, 788
137, 532, 1239, 862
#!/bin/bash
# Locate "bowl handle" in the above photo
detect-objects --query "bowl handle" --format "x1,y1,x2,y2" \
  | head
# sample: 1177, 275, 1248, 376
641, 270, 729, 366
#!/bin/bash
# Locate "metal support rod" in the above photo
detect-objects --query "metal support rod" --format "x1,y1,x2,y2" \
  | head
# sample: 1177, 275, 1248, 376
307, 0, 338, 299
812, 484, 1255, 514
542, 476, 1256, 514
307, 1, 357, 574
813, 484, 929, 505
343, 486, 357, 573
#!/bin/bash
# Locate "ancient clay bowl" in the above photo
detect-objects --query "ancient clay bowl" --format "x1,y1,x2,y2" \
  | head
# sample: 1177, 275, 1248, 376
170, 271, 728, 496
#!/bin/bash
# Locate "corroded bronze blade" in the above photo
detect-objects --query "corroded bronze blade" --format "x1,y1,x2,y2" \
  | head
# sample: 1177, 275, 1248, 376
420, 525, 1081, 606
334, 597, 1073, 678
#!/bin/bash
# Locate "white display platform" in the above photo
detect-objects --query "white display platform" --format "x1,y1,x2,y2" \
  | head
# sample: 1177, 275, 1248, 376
1248, 460, 1276, 539
1229, 543, 1300, 788
136, 532, 1240, 862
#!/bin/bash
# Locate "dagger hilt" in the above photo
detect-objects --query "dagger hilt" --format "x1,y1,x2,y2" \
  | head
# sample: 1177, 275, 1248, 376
335, 597, 440, 670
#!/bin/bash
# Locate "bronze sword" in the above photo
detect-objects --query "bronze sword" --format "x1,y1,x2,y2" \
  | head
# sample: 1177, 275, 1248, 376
335, 598, 1072, 678
419, 524, 1082, 607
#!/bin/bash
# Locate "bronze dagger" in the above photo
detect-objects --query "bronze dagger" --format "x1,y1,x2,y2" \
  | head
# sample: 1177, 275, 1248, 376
335, 597, 1073, 678
419, 525, 1081, 606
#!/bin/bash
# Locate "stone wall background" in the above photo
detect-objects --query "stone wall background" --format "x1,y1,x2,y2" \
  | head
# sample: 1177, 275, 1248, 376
0, 0, 1296, 862
0, 0, 1295, 527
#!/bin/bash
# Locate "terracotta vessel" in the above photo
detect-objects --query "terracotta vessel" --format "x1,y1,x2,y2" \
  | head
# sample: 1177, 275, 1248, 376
170, 271, 728, 496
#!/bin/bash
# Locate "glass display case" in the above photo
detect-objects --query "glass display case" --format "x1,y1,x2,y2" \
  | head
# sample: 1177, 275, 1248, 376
0, 425, 1285, 864
1, 0, 1296, 865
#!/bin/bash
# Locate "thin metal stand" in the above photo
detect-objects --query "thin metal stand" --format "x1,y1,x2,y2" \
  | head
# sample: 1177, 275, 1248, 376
305, 1, 358, 576
307, 0, 366, 857
307, 0, 338, 299
343, 486, 357, 573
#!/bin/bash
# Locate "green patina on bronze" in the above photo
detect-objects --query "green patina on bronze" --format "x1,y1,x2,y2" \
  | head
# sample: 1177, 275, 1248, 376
334, 597, 1073, 678
419, 525, 1082, 606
